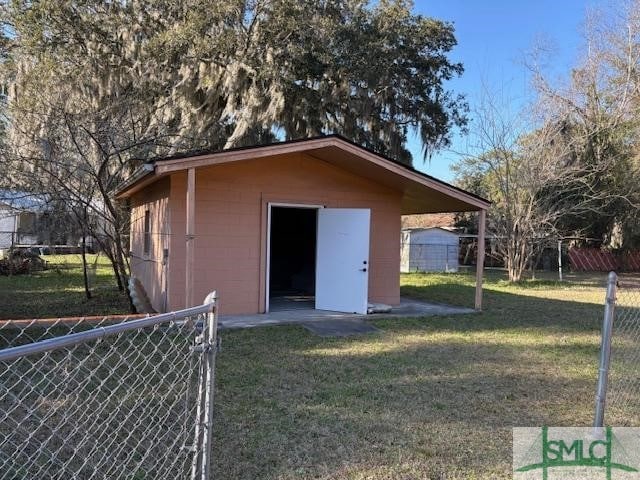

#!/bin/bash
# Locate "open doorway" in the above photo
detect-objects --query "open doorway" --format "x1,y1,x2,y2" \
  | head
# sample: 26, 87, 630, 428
268, 205, 318, 312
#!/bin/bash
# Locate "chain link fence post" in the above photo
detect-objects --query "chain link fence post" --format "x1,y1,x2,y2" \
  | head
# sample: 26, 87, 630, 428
189, 291, 219, 480
200, 291, 218, 480
594, 271, 618, 430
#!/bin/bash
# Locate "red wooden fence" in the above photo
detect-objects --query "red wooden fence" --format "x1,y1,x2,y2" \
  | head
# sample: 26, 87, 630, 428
568, 247, 640, 272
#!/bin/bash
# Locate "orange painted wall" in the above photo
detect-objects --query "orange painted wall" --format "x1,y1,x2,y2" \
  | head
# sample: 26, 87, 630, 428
134, 152, 402, 314
129, 177, 170, 311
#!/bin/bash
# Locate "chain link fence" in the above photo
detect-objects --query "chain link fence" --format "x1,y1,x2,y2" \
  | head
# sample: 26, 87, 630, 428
594, 273, 640, 428
0, 292, 219, 480
0, 232, 14, 252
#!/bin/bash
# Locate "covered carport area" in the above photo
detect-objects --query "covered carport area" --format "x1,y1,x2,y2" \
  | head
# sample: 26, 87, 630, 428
296, 137, 490, 311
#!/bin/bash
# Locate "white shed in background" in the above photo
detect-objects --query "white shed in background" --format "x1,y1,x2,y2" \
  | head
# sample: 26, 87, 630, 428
401, 227, 460, 273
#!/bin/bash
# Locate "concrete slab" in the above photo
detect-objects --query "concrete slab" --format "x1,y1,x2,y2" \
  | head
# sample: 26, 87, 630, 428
218, 297, 475, 330
382, 298, 475, 317
302, 319, 380, 337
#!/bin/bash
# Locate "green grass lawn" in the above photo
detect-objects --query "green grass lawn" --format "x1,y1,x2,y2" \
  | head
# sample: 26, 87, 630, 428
212, 271, 617, 479
0, 254, 130, 319
0, 259, 624, 478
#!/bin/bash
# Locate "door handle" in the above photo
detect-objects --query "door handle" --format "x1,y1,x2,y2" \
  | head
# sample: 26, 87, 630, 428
360, 268, 367, 272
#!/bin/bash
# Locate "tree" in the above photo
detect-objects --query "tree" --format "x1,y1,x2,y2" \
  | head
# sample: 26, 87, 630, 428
0, 1, 467, 307
530, 1, 640, 248
1, 92, 150, 306
455, 1, 640, 282
453, 84, 635, 282
453, 90, 572, 282
1, 0, 467, 164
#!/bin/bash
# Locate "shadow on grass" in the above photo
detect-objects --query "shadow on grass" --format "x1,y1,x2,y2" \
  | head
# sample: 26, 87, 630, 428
449, 268, 611, 289
212, 286, 614, 479
401, 280, 604, 333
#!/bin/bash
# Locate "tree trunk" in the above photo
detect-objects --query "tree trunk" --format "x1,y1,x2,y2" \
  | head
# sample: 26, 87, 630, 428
505, 236, 529, 282
103, 244, 124, 291
115, 244, 135, 313
81, 228, 92, 300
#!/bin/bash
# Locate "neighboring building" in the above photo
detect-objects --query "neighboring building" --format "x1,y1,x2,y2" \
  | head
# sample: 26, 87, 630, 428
115, 135, 489, 315
0, 204, 16, 249
401, 227, 460, 273
0, 190, 49, 250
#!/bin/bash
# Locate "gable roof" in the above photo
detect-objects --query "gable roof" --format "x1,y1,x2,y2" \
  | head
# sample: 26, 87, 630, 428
0, 190, 49, 212
115, 135, 489, 214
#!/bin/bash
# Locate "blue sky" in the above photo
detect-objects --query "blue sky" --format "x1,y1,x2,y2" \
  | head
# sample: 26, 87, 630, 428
409, 0, 604, 182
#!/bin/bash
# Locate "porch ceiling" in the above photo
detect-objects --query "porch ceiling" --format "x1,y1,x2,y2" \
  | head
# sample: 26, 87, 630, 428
302, 144, 487, 214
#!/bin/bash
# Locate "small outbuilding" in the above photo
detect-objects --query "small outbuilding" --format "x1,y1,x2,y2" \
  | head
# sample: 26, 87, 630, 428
0, 190, 48, 251
115, 135, 489, 315
401, 227, 460, 273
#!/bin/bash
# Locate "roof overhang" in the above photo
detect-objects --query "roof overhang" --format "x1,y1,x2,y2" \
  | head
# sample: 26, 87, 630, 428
114, 136, 489, 214
0, 190, 50, 212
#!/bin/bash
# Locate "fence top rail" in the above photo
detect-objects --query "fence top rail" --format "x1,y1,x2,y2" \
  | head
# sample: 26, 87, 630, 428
0, 314, 150, 329
0, 298, 216, 363
617, 279, 640, 289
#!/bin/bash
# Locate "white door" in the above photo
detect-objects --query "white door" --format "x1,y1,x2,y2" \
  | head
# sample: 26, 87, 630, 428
315, 208, 370, 314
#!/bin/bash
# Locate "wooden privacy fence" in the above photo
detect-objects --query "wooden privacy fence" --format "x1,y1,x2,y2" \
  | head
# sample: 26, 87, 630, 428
569, 247, 640, 272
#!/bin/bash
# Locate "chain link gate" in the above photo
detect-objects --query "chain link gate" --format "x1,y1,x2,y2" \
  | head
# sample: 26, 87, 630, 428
0, 291, 219, 480
594, 273, 640, 428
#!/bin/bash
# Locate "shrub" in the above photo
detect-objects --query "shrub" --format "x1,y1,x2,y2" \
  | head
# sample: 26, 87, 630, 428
0, 249, 47, 276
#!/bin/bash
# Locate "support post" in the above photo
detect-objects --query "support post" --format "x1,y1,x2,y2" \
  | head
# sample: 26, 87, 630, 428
475, 209, 486, 311
186, 168, 196, 307
594, 271, 617, 431
558, 239, 563, 282
11, 214, 17, 249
